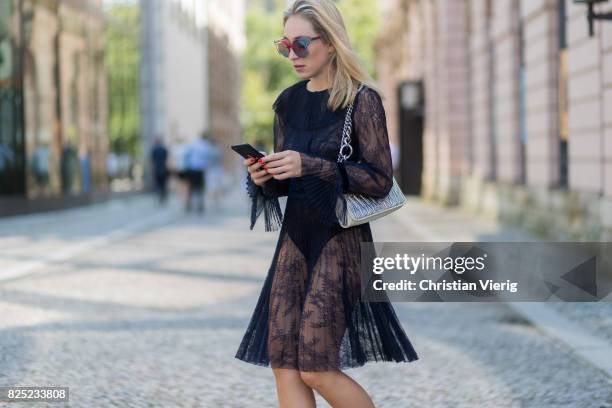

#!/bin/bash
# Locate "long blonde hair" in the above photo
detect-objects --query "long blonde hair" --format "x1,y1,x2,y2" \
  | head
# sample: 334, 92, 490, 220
283, 0, 382, 111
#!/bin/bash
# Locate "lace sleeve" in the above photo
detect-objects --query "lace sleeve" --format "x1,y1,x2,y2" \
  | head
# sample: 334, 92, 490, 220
298, 87, 393, 226
246, 111, 289, 231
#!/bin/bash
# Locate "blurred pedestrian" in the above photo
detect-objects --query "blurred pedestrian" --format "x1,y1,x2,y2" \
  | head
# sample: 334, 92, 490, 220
79, 145, 91, 193
107, 152, 118, 183
31, 145, 50, 191
204, 138, 225, 211
184, 131, 212, 214
170, 141, 189, 200
150, 136, 169, 204
60, 142, 77, 194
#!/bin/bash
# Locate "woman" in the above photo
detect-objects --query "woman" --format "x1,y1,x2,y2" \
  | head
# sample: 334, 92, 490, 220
235, 1, 419, 406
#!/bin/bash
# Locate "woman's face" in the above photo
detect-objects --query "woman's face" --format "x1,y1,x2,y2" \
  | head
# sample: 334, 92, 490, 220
283, 15, 334, 79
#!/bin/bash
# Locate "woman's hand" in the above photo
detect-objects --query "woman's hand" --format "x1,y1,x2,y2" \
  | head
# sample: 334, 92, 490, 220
261, 150, 302, 180
244, 155, 273, 187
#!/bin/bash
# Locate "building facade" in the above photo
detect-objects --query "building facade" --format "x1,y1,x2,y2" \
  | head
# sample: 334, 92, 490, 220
376, 0, 612, 241
140, 0, 244, 183
0, 0, 107, 200
140, 0, 210, 171
208, 0, 244, 172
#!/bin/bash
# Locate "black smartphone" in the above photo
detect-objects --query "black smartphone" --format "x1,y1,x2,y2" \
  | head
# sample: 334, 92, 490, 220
231, 143, 265, 160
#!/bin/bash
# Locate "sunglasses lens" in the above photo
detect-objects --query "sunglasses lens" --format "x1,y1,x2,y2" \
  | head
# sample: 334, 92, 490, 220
294, 39, 310, 57
276, 42, 290, 57
275, 38, 315, 58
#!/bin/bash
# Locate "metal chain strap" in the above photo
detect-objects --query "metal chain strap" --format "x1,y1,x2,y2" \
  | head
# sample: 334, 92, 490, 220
337, 84, 364, 163
331, 84, 407, 228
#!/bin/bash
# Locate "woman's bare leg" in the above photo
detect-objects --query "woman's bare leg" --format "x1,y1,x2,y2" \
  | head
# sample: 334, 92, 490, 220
299, 370, 375, 408
273, 368, 316, 408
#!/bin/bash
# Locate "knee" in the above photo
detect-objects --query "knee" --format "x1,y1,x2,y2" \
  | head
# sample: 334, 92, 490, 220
299, 371, 333, 390
272, 367, 301, 382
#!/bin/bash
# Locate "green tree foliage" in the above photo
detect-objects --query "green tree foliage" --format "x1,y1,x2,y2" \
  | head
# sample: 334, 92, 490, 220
241, 7, 295, 151
241, 0, 381, 150
105, 3, 140, 158
337, 0, 381, 78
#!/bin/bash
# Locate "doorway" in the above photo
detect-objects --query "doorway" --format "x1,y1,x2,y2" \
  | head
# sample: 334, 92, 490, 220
397, 80, 424, 195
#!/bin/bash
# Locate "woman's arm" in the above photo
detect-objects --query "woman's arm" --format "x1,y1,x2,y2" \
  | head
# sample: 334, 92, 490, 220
259, 113, 291, 198
297, 87, 394, 226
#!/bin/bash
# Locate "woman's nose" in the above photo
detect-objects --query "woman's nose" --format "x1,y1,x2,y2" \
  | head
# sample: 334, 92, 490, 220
289, 48, 300, 60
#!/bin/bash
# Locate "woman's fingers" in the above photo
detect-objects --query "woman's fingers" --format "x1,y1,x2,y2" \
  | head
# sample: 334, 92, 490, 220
253, 172, 273, 185
253, 150, 299, 181
247, 160, 265, 174
262, 151, 286, 163
244, 156, 262, 166
264, 157, 289, 168
270, 169, 294, 180
265, 164, 292, 175
243, 156, 272, 185
250, 161, 271, 179
271, 172, 292, 180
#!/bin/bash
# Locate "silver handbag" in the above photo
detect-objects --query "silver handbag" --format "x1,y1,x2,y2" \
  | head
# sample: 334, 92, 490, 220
335, 84, 407, 228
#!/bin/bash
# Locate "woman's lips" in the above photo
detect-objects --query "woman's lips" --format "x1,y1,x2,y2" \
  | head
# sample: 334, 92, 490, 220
294, 65, 305, 70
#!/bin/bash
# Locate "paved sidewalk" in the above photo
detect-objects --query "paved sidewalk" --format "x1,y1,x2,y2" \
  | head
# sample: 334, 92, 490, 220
0, 193, 183, 283
0, 190, 611, 407
388, 197, 612, 380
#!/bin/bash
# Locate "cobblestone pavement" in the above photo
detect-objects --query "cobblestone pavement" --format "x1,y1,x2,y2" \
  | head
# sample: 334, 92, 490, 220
0, 192, 611, 407
545, 302, 612, 344
389, 199, 612, 364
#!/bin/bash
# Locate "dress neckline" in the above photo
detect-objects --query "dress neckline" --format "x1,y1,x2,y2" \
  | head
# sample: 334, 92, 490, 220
275, 79, 346, 131
304, 80, 329, 94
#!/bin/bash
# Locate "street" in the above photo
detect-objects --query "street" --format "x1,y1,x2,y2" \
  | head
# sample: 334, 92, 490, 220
1, 191, 612, 408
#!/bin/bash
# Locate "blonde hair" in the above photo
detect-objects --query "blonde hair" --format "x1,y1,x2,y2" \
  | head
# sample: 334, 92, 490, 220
283, 0, 382, 111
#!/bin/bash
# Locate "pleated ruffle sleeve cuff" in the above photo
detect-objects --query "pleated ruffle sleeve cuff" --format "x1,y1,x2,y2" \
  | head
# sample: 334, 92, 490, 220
246, 171, 283, 231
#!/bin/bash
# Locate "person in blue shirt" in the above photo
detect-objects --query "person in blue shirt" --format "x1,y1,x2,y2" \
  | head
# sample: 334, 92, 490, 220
184, 132, 212, 214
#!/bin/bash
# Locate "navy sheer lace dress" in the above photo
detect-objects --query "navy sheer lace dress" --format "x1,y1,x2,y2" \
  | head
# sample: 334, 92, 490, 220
234, 79, 419, 372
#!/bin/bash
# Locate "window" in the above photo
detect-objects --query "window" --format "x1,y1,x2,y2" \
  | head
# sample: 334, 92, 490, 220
518, 1, 526, 184
557, 0, 569, 188
486, 0, 497, 181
